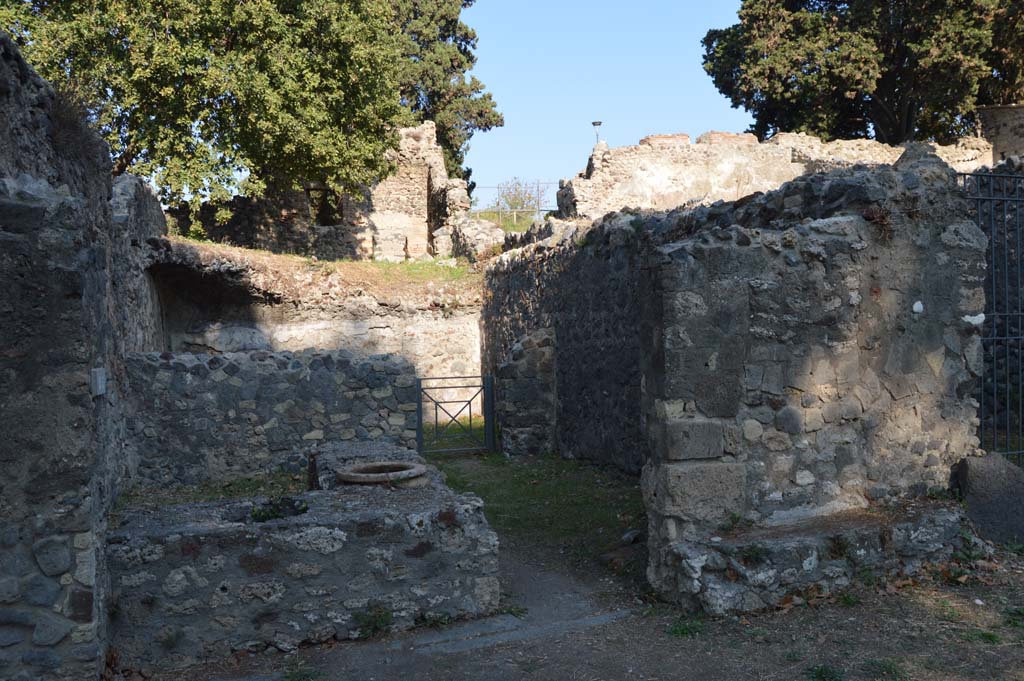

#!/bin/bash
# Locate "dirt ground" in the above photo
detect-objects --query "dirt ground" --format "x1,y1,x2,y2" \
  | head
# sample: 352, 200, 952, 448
144, 455, 1024, 681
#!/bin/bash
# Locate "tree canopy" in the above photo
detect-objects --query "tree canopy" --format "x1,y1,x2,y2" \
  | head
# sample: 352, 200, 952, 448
703, 0, 1022, 144
1, 0, 502, 208
394, 0, 503, 186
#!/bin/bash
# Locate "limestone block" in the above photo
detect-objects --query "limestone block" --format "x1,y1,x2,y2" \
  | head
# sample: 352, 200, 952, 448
658, 417, 724, 461
643, 461, 746, 522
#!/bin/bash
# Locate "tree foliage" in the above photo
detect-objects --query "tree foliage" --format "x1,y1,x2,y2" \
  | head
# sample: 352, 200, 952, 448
491, 177, 547, 212
393, 0, 503, 185
1, 0, 408, 208
703, 0, 1009, 144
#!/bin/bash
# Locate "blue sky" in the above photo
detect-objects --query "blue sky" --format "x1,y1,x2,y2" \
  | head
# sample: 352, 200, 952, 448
462, 1, 753, 207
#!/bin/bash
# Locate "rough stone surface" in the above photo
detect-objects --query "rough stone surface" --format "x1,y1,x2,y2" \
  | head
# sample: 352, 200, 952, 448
639, 148, 986, 608
650, 505, 963, 614
144, 237, 482, 387
126, 350, 421, 485
953, 453, 1024, 544
978, 105, 1024, 165
169, 122, 474, 262
495, 327, 558, 456
483, 215, 648, 472
557, 132, 991, 220
107, 476, 499, 670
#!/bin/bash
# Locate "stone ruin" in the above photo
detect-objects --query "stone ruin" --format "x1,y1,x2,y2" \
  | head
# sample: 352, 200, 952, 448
0, 35, 498, 681
0, 24, 1015, 681
172, 122, 505, 263
556, 130, 992, 220
486, 145, 989, 612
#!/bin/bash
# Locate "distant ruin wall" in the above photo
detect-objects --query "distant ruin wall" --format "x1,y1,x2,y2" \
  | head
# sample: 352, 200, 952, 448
640, 149, 986, 608
483, 218, 648, 472
979, 105, 1024, 165
126, 351, 420, 486
171, 122, 472, 262
557, 132, 992, 220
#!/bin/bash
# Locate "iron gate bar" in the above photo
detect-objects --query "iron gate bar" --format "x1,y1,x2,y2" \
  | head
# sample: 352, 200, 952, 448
416, 376, 496, 455
960, 172, 1024, 465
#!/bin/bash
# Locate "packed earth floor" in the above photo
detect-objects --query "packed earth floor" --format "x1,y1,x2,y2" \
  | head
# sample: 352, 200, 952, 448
126, 454, 1024, 681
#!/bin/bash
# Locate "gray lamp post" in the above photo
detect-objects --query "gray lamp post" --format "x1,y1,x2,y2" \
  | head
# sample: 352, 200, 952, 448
592, 121, 602, 144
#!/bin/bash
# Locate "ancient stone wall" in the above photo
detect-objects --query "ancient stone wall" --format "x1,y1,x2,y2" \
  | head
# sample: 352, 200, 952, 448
0, 34, 165, 680
979, 105, 1024, 164
126, 351, 420, 486
172, 122, 482, 262
640, 149, 987, 610
107, 478, 499, 670
494, 327, 557, 456
557, 132, 992, 220
482, 216, 648, 471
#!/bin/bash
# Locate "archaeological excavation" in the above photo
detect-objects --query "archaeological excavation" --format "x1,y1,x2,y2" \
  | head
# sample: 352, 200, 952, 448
5, 7, 1024, 679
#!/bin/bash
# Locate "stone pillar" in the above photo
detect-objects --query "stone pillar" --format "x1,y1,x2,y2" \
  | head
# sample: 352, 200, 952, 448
495, 328, 557, 456
640, 148, 987, 611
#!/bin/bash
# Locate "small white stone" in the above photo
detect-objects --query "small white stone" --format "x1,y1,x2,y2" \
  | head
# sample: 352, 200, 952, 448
963, 313, 985, 326
912, 301, 924, 314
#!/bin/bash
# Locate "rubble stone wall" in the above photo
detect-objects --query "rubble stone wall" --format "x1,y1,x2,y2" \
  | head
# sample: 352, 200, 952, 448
106, 484, 500, 671
126, 351, 421, 486
483, 218, 648, 471
640, 149, 987, 606
0, 34, 165, 681
979, 105, 1024, 164
557, 132, 991, 220
172, 122, 480, 262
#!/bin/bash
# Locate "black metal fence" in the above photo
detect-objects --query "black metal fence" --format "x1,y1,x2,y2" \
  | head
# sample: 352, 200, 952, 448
960, 172, 1024, 464
416, 376, 496, 455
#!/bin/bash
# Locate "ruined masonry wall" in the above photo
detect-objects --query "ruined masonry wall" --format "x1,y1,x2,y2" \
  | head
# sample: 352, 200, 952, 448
557, 132, 991, 220
126, 351, 420, 486
0, 34, 166, 681
640, 150, 987, 605
483, 220, 647, 472
106, 487, 499, 670
979, 105, 1024, 165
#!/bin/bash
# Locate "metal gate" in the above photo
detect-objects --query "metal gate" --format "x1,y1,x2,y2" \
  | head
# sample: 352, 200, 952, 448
416, 376, 496, 454
960, 172, 1024, 464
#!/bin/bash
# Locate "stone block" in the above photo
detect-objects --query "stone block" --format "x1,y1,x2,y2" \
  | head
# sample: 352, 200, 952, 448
643, 461, 746, 523
953, 454, 1024, 544
658, 418, 724, 461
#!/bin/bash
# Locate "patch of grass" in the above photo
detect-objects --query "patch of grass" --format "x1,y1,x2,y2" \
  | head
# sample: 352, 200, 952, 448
857, 569, 878, 587
113, 471, 306, 516
667, 617, 704, 639
862, 659, 909, 681
341, 259, 473, 284
962, 629, 1003, 644
838, 592, 861, 607
473, 209, 538, 233
936, 599, 963, 622
718, 512, 750, 534
785, 650, 805, 663
427, 452, 645, 564
804, 664, 845, 681
499, 605, 529, 619
352, 606, 393, 640
1005, 606, 1024, 628
739, 544, 770, 565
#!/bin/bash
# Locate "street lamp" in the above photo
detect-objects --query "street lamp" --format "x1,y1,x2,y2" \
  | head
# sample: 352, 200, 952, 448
592, 121, 602, 144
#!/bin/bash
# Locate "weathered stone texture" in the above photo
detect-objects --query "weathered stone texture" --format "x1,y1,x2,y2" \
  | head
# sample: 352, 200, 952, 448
0, 34, 166, 681
495, 327, 557, 456
107, 481, 499, 670
483, 217, 648, 471
640, 147, 986, 608
557, 132, 991, 220
978, 105, 1024, 164
126, 351, 421, 485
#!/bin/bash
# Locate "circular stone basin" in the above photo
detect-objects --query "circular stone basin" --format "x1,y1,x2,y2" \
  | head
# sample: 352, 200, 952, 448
336, 461, 428, 485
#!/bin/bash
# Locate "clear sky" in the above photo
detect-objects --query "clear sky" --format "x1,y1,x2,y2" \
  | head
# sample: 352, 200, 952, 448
462, 1, 753, 207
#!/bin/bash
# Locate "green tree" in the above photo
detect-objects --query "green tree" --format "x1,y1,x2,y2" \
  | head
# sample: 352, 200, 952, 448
393, 0, 503, 186
1, 0, 406, 208
703, 0, 1000, 144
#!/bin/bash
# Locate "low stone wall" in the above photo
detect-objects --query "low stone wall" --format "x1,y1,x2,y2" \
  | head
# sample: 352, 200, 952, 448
640, 148, 987, 609
557, 131, 991, 220
483, 218, 648, 471
127, 351, 420, 485
107, 481, 499, 670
